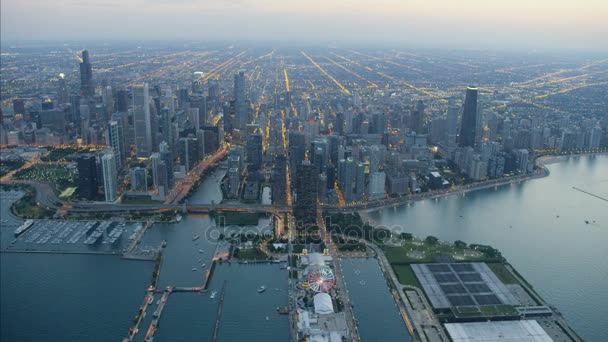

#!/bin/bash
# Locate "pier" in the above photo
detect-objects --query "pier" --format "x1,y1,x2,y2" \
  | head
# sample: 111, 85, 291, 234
211, 281, 227, 342
144, 289, 171, 342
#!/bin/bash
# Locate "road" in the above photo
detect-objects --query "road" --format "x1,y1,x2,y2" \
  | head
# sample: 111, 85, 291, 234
164, 146, 228, 204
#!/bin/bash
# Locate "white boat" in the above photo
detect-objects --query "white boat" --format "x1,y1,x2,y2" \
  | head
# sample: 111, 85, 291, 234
147, 296, 153, 304
201, 263, 206, 267
198, 249, 204, 253
191, 268, 197, 271
265, 316, 269, 321
14, 220, 34, 236
193, 235, 200, 241
176, 214, 183, 222
257, 285, 267, 293
210, 291, 217, 299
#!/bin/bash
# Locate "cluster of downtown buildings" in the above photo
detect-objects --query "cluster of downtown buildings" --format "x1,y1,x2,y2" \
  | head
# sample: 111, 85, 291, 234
1, 48, 607, 210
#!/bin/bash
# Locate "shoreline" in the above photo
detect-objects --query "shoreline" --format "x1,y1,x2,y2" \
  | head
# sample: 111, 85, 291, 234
359, 152, 607, 226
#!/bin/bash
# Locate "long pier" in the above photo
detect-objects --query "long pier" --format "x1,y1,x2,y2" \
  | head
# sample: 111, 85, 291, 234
144, 289, 171, 342
572, 187, 608, 202
211, 281, 227, 342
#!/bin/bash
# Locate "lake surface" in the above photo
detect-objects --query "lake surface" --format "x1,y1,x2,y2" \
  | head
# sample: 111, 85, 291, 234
1, 155, 606, 341
0, 253, 152, 342
341, 258, 411, 342
368, 154, 608, 341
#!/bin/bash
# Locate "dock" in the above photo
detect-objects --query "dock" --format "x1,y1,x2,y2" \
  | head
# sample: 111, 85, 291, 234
144, 288, 171, 342
211, 281, 227, 342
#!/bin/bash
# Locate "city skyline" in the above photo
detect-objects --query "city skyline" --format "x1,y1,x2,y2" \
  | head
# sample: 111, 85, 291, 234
1, 1, 607, 338
2, 0, 608, 51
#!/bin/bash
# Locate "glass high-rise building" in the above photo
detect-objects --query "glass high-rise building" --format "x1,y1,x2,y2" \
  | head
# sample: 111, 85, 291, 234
101, 151, 118, 202
234, 71, 247, 130
459, 86, 478, 148
132, 84, 153, 157
76, 155, 98, 200
79, 50, 94, 98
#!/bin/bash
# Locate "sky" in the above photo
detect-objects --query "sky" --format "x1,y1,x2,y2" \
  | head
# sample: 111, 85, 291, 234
1, 0, 607, 51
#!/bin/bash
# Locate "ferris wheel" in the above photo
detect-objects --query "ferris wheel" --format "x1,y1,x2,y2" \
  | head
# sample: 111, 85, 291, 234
306, 266, 336, 293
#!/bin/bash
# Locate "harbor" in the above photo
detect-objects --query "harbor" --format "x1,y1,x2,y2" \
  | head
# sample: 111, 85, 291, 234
2, 155, 606, 341
1, 214, 149, 255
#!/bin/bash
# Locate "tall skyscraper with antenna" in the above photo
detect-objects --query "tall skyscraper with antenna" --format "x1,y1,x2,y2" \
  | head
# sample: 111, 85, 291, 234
79, 50, 94, 97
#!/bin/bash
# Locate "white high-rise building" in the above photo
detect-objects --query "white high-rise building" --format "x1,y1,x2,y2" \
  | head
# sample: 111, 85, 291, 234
132, 84, 152, 157
446, 100, 459, 147
106, 120, 123, 170
101, 151, 118, 202
368, 171, 387, 200
589, 124, 602, 149
103, 86, 114, 116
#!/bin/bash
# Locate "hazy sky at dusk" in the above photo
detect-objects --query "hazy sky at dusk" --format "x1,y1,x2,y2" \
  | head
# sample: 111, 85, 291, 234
2, 0, 607, 50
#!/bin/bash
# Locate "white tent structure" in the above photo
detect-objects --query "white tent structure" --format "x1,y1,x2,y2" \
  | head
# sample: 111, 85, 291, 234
314, 293, 334, 315
308, 253, 325, 266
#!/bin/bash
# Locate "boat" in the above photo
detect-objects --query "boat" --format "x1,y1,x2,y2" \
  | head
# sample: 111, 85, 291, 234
210, 291, 217, 299
192, 268, 197, 271
193, 235, 200, 241
201, 263, 206, 267
265, 316, 269, 321
156, 300, 160, 305
176, 214, 183, 222
14, 220, 34, 236
147, 296, 153, 304
198, 249, 204, 253
257, 285, 267, 293
277, 307, 289, 314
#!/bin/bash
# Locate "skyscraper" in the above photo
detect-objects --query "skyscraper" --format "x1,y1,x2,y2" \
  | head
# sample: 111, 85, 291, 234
179, 137, 199, 171
57, 74, 69, 104
159, 141, 174, 187
132, 84, 153, 157
130, 167, 148, 191
459, 86, 478, 148
294, 160, 318, 225
288, 131, 306, 173
106, 120, 124, 170
234, 71, 247, 130
271, 154, 287, 206
409, 100, 425, 133
76, 155, 98, 199
339, 157, 356, 203
101, 151, 118, 202
79, 50, 94, 98
103, 86, 114, 119
446, 99, 459, 147
246, 133, 263, 171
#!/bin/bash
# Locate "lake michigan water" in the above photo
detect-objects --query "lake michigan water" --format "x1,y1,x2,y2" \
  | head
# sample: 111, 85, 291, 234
1, 156, 607, 341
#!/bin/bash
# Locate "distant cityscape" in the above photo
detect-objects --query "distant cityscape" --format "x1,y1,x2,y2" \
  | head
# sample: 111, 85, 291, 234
1, 44, 607, 342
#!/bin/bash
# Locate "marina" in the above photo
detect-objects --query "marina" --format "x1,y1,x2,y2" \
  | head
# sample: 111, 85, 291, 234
3, 218, 145, 254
